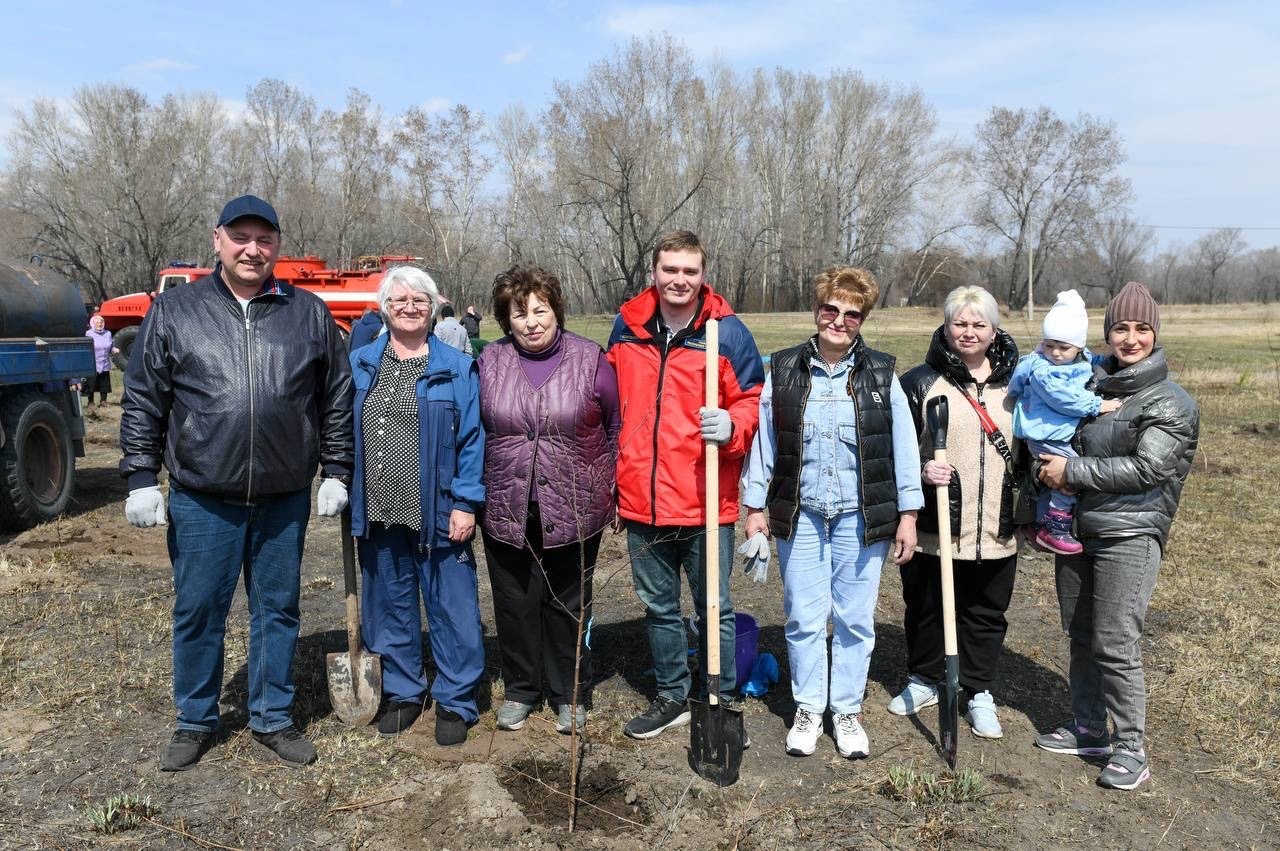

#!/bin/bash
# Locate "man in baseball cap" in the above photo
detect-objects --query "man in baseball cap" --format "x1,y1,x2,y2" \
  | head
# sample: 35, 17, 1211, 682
217, 194, 280, 231
120, 194, 353, 771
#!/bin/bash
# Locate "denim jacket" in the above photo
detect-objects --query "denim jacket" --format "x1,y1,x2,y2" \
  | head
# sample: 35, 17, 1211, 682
744, 352, 923, 520
348, 333, 485, 549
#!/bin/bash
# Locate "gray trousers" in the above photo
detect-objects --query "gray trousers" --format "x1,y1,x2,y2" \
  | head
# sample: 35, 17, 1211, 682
1054, 535, 1162, 751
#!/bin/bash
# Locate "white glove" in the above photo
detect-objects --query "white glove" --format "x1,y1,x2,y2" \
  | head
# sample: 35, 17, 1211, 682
125, 485, 166, 528
316, 478, 349, 517
699, 407, 733, 444
737, 531, 770, 583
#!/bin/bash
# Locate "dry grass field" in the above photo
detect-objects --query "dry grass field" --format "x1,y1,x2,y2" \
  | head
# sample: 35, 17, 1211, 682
0, 301, 1275, 849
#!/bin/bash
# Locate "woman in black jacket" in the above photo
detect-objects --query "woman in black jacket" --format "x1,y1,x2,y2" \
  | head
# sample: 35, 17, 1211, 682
893, 285, 1021, 741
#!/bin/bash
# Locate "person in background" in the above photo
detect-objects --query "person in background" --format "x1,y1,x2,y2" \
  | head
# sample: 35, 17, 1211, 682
742, 266, 922, 759
606, 229, 765, 740
894, 285, 1021, 740
120, 194, 353, 771
478, 264, 619, 735
461, 305, 481, 339
1034, 281, 1199, 791
1007, 289, 1120, 554
349, 307, 385, 351
348, 265, 485, 745
83, 314, 118, 408
433, 303, 473, 355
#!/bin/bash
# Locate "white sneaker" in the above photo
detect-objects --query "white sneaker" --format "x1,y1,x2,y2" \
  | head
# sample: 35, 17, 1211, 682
887, 677, 939, 716
833, 712, 870, 759
785, 708, 822, 756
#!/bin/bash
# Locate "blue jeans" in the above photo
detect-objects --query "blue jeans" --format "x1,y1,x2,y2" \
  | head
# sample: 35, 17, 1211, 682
167, 485, 310, 734
627, 522, 736, 702
358, 524, 485, 722
1028, 438, 1078, 515
1055, 534, 1162, 751
777, 508, 887, 715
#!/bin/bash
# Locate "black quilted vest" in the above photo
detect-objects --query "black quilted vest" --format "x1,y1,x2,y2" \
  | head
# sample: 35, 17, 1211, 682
766, 338, 899, 545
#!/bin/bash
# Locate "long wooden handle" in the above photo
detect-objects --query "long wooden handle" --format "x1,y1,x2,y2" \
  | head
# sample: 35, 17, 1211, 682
341, 506, 361, 657
933, 447, 958, 657
704, 318, 720, 705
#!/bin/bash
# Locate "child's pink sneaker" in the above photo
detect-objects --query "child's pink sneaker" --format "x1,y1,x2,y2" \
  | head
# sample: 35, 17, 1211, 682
1035, 509, 1083, 555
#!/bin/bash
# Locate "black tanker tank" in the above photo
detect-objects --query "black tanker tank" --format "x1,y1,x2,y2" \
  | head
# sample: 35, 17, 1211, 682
0, 257, 89, 338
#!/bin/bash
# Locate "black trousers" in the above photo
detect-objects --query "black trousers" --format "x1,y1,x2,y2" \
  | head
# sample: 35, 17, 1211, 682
899, 552, 1017, 696
482, 504, 600, 708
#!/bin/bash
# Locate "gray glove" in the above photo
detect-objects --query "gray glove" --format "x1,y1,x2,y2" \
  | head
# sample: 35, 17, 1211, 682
737, 531, 770, 583
316, 478, 349, 517
125, 485, 166, 528
699, 407, 733, 444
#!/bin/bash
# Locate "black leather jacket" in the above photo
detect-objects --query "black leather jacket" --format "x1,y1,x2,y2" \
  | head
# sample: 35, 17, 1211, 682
1068, 348, 1198, 547
119, 269, 354, 502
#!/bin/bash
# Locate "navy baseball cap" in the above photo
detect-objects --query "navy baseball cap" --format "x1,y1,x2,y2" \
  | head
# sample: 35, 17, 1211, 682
217, 195, 280, 231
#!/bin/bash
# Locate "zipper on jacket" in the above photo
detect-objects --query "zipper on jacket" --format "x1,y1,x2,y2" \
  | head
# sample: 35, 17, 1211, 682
973, 383, 986, 561
649, 339, 671, 526
244, 304, 256, 504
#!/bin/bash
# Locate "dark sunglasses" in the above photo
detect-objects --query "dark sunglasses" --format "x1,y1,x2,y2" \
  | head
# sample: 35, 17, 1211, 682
818, 303, 864, 325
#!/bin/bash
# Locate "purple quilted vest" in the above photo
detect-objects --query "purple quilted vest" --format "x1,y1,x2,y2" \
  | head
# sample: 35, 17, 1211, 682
478, 331, 615, 548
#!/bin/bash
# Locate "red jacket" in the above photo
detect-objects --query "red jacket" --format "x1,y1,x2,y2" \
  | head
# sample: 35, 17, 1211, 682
606, 286, 764, 526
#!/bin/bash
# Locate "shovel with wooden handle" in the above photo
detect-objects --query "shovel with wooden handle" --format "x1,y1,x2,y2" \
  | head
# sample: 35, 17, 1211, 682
326, 506, 381, 726
926, 396, 960, 769
689, 317, 744, 786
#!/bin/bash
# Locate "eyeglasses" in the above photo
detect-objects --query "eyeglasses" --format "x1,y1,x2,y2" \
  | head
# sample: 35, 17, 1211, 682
818, 304, 864, 326
386, 297, 432, 312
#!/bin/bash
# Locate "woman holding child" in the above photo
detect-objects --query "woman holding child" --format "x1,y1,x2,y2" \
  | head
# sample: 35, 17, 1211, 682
1033, 281, 1199, 791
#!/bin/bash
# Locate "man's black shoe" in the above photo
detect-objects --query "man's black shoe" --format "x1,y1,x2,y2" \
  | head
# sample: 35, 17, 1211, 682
252, 725, 317, 767
160, 729, 214, 772
435, 708, 467, 746
378, 701, 423, 736
624, 697, 692, 740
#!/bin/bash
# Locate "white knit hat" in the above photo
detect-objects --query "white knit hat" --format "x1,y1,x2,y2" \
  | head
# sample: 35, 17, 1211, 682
1042, 289, 1088, 349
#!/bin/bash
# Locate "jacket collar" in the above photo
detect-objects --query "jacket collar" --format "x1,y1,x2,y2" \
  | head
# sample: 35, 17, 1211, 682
354, 332, 457, 382
1097, 347, 1168, 395
924, 325, 1019, 385
619, 283, 734, 341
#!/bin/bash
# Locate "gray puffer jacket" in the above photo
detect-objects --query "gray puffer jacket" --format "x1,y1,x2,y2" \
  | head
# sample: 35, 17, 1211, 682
1065, 347, 1198, 548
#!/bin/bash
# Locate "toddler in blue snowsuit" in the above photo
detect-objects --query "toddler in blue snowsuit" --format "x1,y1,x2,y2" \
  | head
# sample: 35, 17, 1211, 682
1008, 289, 1120, 554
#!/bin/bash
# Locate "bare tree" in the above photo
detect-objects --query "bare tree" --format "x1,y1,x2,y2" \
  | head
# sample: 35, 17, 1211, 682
970, 106, 1129, 308
1192, 227, 1245, 304
3, 85, 226, 302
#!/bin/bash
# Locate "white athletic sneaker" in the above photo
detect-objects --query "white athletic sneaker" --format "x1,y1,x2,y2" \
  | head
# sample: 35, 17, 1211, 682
785, 708, 822, 756
887, 676, 939, 716
833, 712, 870, 759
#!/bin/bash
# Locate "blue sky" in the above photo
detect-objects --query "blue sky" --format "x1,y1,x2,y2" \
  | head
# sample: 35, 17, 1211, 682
3, 0, 1277, 250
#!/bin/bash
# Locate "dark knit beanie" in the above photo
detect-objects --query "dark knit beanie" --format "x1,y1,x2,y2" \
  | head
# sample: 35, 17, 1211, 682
1104, 281, 1160, 339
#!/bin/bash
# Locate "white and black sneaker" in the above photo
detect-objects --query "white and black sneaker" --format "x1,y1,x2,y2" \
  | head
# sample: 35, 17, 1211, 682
833, 712, 870, 759
786, 707, 822, 756
624, 697, 691, 740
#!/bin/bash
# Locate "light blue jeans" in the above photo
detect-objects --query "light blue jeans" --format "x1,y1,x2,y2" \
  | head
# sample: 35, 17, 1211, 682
776, 508, 888, 715
1055, 534, 1162, 750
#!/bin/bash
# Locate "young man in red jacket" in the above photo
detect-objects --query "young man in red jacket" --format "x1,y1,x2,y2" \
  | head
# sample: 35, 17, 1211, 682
606, 230, 765, 739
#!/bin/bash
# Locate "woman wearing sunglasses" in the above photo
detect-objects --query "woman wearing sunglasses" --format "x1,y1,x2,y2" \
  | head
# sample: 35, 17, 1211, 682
893, 286, 1021, 740
742, 266, 923, 759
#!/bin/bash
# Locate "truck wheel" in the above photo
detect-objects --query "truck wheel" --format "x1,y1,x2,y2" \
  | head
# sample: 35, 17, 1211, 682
112, 326, 139, 371
0, 394, 76, 531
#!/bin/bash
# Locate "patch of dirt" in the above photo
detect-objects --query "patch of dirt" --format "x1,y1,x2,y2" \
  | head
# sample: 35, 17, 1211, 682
500, 755, 646, 834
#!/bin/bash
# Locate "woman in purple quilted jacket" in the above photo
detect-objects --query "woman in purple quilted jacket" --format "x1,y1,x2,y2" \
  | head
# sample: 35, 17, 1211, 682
477, 264, 620, 735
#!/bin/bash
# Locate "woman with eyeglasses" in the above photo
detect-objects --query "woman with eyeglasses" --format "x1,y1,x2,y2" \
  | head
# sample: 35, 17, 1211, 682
348, 265, 486, 745
893, 286, 1021, 741
742, 266, 923, 759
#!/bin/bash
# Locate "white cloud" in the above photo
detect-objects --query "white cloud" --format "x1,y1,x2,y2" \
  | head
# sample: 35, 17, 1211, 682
503, 46, 531, 64
419, 97, 451, 113
603, 2, 809, 57
120, 58, 197, 76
